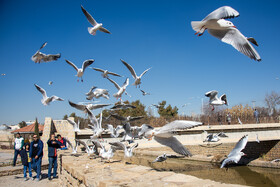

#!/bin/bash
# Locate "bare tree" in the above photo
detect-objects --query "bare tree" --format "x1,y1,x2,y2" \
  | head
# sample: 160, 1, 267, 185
264, 91, 280, 116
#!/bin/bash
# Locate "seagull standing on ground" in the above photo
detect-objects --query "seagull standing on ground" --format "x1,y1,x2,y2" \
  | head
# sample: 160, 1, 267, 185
65, 59, 94, 82
121, 59, 151, 88
152, 153, 167, 163
92, 68, 122, 78
191, 6, 261, 61
140, 120, 203, 156
81, 5, 111, 35
107, 77, 129, 101
31, 42, 61, 63
220, 135, 248, 168
34, 84, 64, 106
205, 90, 228, 111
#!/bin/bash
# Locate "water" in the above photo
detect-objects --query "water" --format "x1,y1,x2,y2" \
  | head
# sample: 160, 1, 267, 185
115, 153, 280, 187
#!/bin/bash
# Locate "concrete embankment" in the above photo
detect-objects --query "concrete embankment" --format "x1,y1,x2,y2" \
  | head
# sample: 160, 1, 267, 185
58, 150, 245, 187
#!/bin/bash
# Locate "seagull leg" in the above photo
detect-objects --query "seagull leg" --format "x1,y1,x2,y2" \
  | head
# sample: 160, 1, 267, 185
198, 28, 207, 37
195, 25, 205, 35
211, 105, 214, 111
81, 78, 84, 82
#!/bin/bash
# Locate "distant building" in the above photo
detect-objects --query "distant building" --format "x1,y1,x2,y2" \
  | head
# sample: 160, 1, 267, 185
11, 122, 44, 140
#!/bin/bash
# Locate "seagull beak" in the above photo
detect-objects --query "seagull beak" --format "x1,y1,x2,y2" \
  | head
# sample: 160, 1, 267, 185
232, 26, 237, 28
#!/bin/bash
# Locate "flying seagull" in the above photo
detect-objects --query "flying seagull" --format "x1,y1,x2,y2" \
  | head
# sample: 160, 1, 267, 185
48, 81, 53, 85
140, 120, 203, 156
205, 90, 228, 111
92, 67, 122, 78
140, 89, 150, 96
68, 100, 111, 112
86, 108, 104, 139
191, 6, 261, 61
86, 86, 110, 100
221, 135, 248, 168
34, 84, 64, 106
238, 117, 243, 125
81, 5, 111, 35
67, 119, 80, 132
75, 139, 95, 155
106, 124, 123, 138
65, 59, 94, 82
110, 113, 144, 123
121, 59, 151, 88
107, 77, 129, 101
109, 141, 138, 158
110, 102, 136, 110
31, 42, 61, 63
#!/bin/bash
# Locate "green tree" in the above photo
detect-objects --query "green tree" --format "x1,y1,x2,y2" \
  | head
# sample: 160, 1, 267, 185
18, 121, 27, 128
157, 101, 178, 118
34, 118, 40, 139
63, 115, 68, 120
69, 113, 76, 118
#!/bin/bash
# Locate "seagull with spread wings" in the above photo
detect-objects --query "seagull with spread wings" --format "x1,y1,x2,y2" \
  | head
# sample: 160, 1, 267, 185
31, 42, 61, 63
140, 120, 203, 156
81, 5, 111, 35
121, 59, 151, 88
107, 77, 129, 101
205, 90, 228, 111
65, 59, 94, 82
68, 100, 111, 113
86, 86, 110, 100
106, 124, 123, 138
109, 141, 138, 158
34, 84, 64, 106
191, 6, 261, 61
221, 135, 248, 168
92, 67, 122, 78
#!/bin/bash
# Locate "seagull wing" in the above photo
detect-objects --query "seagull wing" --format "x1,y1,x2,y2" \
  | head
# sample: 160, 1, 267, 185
107, 77, 121, 90
64, 138, 73, 149
109, 141, 126, 150
92, 68, 105, 73
49, 96, 64, 102
129, 116, 144, 122
202, 6, 239, 21
65, 59, 79, 71
122, 78, 129, 88
207, 28, 261, 61
34, 84, 47, 99
158, 120, 203, 134
39, 42, 47, 50
81, 5, 97, 26
139, 67, 151, 78
91, 139, 102, 148
85, 108, 98, 126
247, 37, 259, 46
82, 59, 94, 72
205, 90, 218, 100
228, 135, 248, 157
99, 27, 111, 34
108, 71, 122, 77
75, 139, 89, 153
121, 59, 137, 79
154, 136, 192, 156
87, 104, 111, 110
68, 100, 86, 111
67, 119, 78, 131
111, 113, 126, 121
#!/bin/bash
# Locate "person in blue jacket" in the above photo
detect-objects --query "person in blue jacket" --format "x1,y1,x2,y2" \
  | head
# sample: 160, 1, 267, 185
47, 134, 61, 180
29, 134, 43, 181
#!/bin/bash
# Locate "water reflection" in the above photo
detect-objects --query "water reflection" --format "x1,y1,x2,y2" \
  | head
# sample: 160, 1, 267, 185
115, 153, 280, 187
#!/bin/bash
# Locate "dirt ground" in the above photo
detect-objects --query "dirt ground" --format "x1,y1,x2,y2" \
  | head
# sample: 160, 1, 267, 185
0, 170, 59, 187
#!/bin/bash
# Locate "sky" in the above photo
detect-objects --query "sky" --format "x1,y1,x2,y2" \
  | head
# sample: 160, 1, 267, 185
0, 0, 280, 125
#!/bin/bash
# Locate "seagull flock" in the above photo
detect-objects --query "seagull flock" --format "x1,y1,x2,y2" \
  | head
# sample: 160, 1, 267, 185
31, 5, 262, 168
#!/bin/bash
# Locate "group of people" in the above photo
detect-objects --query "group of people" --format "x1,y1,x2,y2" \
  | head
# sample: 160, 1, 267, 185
13, 133, 67, 181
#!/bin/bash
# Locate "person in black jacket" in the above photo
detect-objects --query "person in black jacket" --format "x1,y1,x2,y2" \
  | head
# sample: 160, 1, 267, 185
20, 143, 32, 181
47, 134, 61, 180
30, 134, 44, 181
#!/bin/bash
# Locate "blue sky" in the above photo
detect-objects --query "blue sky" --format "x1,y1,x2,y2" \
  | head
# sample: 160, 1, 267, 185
0, 0, 279, 125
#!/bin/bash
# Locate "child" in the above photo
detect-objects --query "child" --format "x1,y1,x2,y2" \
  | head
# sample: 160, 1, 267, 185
20, 143, 32, 181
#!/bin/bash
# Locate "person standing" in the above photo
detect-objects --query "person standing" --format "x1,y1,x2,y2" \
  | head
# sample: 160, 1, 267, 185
226, 112, 232, 125
20, 143, 32, 181
30, 134, 43, 181
13, 132, 24, 166
47, 134, 61, 180
57, 134, 67, 150
217, 113, 222, 125
254, 109, 260, 123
